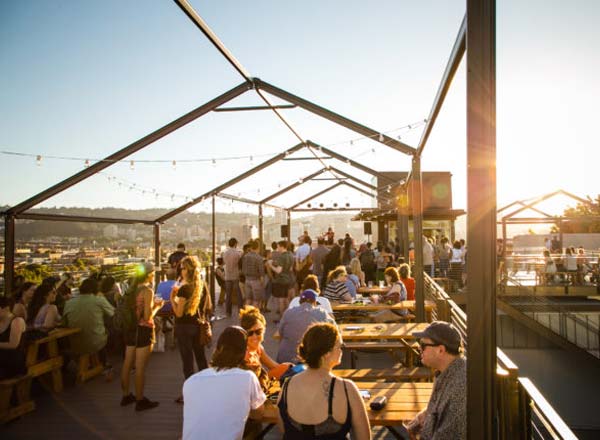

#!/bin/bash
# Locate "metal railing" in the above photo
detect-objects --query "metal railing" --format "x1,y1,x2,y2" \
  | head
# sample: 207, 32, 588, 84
423, 273, 577, 439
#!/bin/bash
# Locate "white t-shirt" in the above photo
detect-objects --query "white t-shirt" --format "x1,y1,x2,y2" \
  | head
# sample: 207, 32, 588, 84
288, 296, 333, 314
183, 367, 266, 440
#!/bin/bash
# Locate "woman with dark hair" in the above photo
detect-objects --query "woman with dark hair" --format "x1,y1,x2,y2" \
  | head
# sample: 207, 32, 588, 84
12, 281, 37, 321
120, 262, 164, 411
277, 323, 370, 439
171, 256, 210, 403
182, 326, 266, 440
27, 283, 61, 331
322, 244, 342, 287
99, 276, 121, 307
0, 296, 27, 379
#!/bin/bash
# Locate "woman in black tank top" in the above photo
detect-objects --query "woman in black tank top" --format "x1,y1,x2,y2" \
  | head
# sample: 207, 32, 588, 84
276, 323, 371, 439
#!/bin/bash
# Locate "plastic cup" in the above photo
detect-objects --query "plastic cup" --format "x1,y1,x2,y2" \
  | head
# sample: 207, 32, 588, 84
378, 280, 385, 288
367, 281, 373, 287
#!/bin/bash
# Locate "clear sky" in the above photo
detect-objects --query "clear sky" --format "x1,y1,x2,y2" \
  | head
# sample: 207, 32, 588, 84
1, 0, 598, 218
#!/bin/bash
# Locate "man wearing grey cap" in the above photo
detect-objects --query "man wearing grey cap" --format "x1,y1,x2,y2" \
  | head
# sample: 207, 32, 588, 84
405, 321, 466, 439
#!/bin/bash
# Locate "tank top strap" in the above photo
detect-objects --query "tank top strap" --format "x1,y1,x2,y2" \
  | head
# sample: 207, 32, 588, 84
327, 377, 336, 416
280, 377, 291, 411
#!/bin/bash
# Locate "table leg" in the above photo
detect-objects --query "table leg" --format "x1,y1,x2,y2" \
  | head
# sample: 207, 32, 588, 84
47, 340, 63, 393
386, 425, 410, 439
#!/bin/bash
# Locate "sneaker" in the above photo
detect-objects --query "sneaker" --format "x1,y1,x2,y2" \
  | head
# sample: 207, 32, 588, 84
120, 393, 136, 406
135, 397, 159, 412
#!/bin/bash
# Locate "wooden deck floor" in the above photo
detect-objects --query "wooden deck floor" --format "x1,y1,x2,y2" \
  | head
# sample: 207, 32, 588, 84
2, 304, 410, 439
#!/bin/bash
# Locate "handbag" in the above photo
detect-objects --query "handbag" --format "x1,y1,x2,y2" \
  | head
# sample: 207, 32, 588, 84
197, 283, 212, 346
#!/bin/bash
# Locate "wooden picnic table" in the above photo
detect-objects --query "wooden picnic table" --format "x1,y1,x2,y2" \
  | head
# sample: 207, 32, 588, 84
25, 327, 80, 393
340, 322, 429, 341
260, 381, 433, 437
332, 300, 435, 321
357, 286, 389, 295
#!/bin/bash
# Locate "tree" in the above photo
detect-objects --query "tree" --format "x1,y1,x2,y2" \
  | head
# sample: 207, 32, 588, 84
558, 195, 600, 233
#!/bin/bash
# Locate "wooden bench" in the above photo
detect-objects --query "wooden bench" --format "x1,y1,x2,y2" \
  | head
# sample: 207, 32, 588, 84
77, 353, 105, 384
0, 375, 35, 424
334, 367, 433, 382
25, 327, 80, 392
343, 341, 419, 369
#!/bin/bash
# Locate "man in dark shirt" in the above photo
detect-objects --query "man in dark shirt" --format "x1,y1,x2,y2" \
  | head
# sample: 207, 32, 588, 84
168, 243, 188, 280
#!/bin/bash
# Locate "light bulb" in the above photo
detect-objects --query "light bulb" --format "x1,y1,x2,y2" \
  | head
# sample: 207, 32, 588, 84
84, 159, 90, 168
172, 160, 177, 170
130, 160, 134, 170
36, 155, 42, 166
378, 133, 384, 142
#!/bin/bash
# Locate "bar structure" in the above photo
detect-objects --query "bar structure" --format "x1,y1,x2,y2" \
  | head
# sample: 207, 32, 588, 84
466, 0, 497, 438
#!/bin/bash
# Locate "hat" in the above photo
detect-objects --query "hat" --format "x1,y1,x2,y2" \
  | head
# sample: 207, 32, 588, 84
141, 261, 155, 276
413, 321, 462, 352
299, 289, 318, 302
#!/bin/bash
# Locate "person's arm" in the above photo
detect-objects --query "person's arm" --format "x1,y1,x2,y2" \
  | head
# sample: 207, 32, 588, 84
99, 295, 115, 318
248, 373, 267, 420
44, 305, 61, 329
249, 402, 265, 420
12, 303, 26, 320
259, 344, 280, 371
0, 317, 26, 349
268, 260, 282, 274
344, 379, 371, 440
172, 294, 187, 318
340, 285, 352, 302
405, 409, 426, 438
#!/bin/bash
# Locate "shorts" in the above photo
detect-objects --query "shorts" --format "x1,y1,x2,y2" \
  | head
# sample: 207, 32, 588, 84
272, 281, 291, 298
244, 278, 265, 302
125, 326, 155, 348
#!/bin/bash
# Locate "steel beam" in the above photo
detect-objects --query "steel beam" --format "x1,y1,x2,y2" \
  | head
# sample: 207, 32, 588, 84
328, 167, 377, 191
155, 142, 305, 222
15, 213, 155, 225
173, 0, 252, 81
416, 15, 466, 157
292, 208, 371, 212
211, 195, 216, 307
213, 104, 296, 112
307, 141, 396, 185
258, 204, 264, 249
411, 156, 425, 322
154, 223, 161, 286
286, 210, 291, 242
259, 169, 328, 204
3, 215, 15, 295
289, 182, 343, 210
466, 1, 497, 438
255, 80, 416, 156
7, 82, 251, 216
341, 181, 376, 199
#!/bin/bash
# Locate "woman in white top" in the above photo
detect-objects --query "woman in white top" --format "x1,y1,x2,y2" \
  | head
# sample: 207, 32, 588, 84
27, 283, 61, 331
449, 241, 464, 291
183, 326, 265, 440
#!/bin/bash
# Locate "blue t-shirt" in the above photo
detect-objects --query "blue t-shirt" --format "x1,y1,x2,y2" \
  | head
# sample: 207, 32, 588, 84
156, 280, 177, 313
345, 274, 360, 299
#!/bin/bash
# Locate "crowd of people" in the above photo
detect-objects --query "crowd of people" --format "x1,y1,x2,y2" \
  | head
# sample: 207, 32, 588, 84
1, 232, 469, 439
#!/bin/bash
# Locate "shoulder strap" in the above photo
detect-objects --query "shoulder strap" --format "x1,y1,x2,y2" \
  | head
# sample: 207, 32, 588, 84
327, 377, 336, 416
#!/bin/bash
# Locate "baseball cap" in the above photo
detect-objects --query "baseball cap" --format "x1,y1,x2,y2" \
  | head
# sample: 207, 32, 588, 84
299, 289, 318, 302
140, 261, 155, 276
413, 321, 462, 352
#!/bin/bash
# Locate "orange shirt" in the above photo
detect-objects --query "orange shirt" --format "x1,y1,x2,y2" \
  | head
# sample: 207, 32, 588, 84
401, 277, 415, 301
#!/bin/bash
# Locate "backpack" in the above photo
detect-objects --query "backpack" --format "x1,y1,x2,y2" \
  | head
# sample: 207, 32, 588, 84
360, 250, 375, 269
113, 290, 136, 332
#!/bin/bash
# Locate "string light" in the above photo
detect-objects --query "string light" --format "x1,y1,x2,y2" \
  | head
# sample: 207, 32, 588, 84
129, 160, 134, 170
36, 155, 42, 166
84, 159, 90, 168
378, 133, 384, 142
172, 160, 177, 170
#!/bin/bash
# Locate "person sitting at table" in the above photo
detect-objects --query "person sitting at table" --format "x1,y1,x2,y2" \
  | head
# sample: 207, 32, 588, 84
372, 267, 408, 323
239, 306, 291, 391
11, 281, 37, 321
399, 263, 415, 301
63, 277, 115, 374
275, 289, 335, 363
288, 275, 333, 314
182, 326, 266, 440
27, 282, 61, 331
406, 321, 466, 439
276, 322, 371, 440
322, 267, 352, 303
0, 296, 27, 379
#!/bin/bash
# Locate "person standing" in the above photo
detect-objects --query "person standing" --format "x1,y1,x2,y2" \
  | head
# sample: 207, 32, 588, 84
241, 240, 266, 308
120, 262, 164, 411
171, 256, 210, 404
406, 321, 466, 439
168, 243, 188, 280
311, 237, 330, 288
222, 238, 243, 317
423, 236, 434, 277
268, 241, 295, 322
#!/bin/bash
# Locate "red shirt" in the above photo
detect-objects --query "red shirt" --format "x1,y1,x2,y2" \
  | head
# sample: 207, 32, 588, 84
401, 277, 415, 301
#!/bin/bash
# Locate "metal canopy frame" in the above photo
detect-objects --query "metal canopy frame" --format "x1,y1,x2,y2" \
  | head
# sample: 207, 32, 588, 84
2, 2, 503, 435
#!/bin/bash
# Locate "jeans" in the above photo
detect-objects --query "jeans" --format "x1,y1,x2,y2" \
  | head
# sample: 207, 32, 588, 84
225, 280, 243, 315
175, 323, 207, 379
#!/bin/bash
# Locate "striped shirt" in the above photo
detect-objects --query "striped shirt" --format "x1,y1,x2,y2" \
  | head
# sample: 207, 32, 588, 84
241, 252, 265, 279
323, 281, 351, 302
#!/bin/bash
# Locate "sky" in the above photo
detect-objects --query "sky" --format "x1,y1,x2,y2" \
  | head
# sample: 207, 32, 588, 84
1, 0, 599, 221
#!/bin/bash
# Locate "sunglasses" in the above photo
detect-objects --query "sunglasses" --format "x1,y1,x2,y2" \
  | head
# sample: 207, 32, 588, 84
247, 328, 264, 337
419, 342, 441, 350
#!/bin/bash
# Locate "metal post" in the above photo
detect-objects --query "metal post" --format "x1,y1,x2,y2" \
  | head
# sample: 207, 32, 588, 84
399, 187, 410, 259
558, 219, 563, 251
211, 196, 216, 307
466, 0, 497, 438
286, 210, 291, 242
412, 156, 425, 322
258, 204, 264, 251
3, 215, 15, 295
154, 223, 161, 285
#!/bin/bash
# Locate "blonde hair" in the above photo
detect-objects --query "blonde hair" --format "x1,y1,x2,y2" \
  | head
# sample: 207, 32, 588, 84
180, 256, 202, 315
239, 305, 266, 331
349, 257, 363, 278
326, 266, 347, 284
